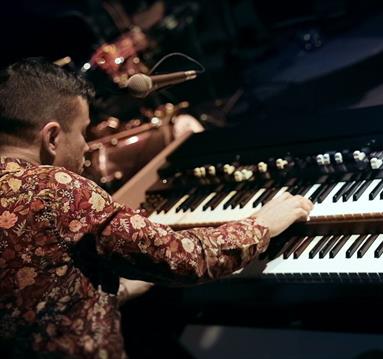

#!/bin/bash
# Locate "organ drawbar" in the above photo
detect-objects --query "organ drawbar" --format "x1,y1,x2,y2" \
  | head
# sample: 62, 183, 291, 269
143, 135, 383, 229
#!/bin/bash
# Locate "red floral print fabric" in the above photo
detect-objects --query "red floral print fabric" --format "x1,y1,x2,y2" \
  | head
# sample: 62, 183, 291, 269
0, 157, 269, 358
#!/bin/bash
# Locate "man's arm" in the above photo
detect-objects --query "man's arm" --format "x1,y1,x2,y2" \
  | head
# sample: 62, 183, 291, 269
51, 168, 311, 285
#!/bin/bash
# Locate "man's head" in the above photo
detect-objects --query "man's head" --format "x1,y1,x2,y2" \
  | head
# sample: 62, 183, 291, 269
0, 58, 95, 173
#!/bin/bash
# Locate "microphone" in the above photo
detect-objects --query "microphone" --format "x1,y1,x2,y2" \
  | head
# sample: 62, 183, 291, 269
126, 70, 198, 98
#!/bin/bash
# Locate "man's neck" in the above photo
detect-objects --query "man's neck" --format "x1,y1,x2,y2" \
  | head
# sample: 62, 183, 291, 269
0, 145, 41, 165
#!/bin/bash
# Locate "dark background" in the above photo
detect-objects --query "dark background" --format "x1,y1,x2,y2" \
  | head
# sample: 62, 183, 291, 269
4, 0, 383, 130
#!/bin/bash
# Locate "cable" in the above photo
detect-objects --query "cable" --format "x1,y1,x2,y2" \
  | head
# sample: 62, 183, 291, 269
149, 52, 205, 75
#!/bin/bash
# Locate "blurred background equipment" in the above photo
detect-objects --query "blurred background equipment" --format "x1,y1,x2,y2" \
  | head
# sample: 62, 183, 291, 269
3, 0, 383, 191
83, 101, 202, 192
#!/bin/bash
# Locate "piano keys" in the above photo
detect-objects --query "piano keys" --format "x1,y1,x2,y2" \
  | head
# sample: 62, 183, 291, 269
135, 124, 383, 276
237, 230, 383, 282
146, 174, 383, 228
122, 109, 383, 333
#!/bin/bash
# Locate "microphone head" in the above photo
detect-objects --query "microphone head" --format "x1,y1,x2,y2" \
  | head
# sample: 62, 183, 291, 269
126, 74, 152, 98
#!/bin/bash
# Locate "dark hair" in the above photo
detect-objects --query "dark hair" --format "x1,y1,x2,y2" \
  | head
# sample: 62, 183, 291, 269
0, 58, 95, 146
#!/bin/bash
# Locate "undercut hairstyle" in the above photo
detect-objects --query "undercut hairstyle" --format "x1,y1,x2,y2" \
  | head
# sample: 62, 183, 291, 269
0, 58, 95, 146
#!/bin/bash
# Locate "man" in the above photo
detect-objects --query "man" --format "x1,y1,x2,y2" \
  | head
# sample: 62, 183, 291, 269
0, 58, 313, 358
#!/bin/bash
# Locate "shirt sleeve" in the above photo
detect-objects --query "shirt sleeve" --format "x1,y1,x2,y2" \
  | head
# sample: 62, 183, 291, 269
50, 168, 270, 285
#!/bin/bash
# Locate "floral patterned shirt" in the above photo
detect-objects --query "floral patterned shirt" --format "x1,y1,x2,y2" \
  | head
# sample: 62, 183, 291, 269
0, 157, 270, 358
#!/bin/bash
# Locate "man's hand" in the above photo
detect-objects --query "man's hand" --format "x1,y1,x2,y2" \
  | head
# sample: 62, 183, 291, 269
253, 192, 313, 237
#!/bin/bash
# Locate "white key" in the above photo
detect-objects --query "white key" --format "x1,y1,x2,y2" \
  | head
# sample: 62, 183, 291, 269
310, 182, 345, 217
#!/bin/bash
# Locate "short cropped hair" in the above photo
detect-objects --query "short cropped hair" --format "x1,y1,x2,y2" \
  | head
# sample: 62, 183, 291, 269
0, 58, 95, 146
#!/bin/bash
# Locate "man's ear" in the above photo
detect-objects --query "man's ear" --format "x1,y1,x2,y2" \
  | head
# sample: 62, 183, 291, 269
40, 121, 62, 158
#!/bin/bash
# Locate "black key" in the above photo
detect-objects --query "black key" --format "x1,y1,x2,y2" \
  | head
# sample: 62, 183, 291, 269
286, 177, 299, 187
264, 238, 290, 260
231, 186, 253, 208
238, 188, 260, 208
379, 186, 383, 200
210, 191, 234, 210
289, 179, 305, 195
202, 188, 229, 211
293, 236, 315, 259
176, 188, 197, 212
178, 189, 201, 212
357, 234, 379, 258
157, 192, 187, 213
333, 182, 353, 202
201, 185, 224, 210
253, 189, 272, 208
251, 180, 275, 207
202, 193, 220, 210
179, 195, 196, 211
370, 179, 383, 200
330, 235, 351, 258
346, 234, 368, 258
175, 196, 193, 213
319, 235, 341, 258
187, 189, 210, 210
309, 235, 332, 258
353, 180, 372, 201
317, 183, 338, 203
223, 183, 247, 209
342, 181, 364, 202
225, 190, 245, 209
189, 190, 211, 211
262, 188, 280, 205
374, 238, 383, 258
230, 187, 251, 208
293, 181, 306, 194
223, 192, 237, 209
309, 184, 327, 204
225, 192, 242, 209
283, 236, 303, 259
154, 197, 172, 214
162, 194, 185, 213
188, 195, 207, 212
